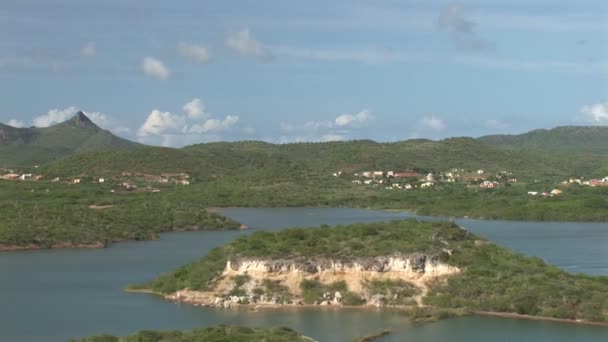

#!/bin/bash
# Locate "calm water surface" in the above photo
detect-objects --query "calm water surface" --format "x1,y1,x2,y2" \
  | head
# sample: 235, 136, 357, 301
1, 208, 607, 341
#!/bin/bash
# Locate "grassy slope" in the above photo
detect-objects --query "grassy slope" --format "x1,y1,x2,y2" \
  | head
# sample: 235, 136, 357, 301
143, 220, 608, 323
479, 126, 608, 155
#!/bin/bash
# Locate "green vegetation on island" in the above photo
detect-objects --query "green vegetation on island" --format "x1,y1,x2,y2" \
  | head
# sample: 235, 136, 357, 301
141, 220, 608, 324
0, 181, 240, 250
70, 325, 313, 342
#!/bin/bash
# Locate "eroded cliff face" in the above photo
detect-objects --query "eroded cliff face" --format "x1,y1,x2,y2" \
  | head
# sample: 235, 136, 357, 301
167, 254, 460, 308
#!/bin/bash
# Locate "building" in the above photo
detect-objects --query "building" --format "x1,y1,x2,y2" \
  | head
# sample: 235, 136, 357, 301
73, 178, 81, 184
98, 178, 105, 183
550, 189, 563, 196
3, 173, 20, 180
477, 169, 485, 175
527, 191, 538, 196
421, 182, 434, 188
480, 181, 496, 189
373, 171, 384, 178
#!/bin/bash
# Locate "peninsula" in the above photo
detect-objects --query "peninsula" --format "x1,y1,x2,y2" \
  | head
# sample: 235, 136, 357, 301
134, 220, 608, 324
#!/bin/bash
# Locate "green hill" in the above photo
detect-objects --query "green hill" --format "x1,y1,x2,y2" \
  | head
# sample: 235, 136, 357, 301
479, 126, 608, 155
0, 112, 141, 166
41, 137, 608, 181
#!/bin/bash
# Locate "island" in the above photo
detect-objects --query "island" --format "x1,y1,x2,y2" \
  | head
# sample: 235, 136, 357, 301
132, 220, 608, 325
70, 325, 315, 342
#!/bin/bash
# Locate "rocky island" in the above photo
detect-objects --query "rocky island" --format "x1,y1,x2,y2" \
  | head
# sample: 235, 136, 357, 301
134, 219, 608, 324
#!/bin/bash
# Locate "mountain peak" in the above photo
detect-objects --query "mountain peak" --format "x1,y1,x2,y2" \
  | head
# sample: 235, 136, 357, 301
69, 111, 98, 130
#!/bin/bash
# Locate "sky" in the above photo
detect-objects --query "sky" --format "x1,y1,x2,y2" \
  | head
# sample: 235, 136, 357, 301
1, 0, 607, 146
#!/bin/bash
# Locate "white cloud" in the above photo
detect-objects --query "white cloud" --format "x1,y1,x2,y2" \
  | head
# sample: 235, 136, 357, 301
81, 42, 96, 57
33, 107, 79, 127
113, 126, 131, 134
581, 103, 608, 124
189, 115, 239, 133
418, 116, 447, 131
335, 110, 372, 127
7, 119, 25, 128
183, 98, 206, 119
142, 57, 170, 80
279, 122, 295, 132
225, 28, 268, 57
137, 109, 186, 137
176, 42, 211, 63
137, 100, 242, 146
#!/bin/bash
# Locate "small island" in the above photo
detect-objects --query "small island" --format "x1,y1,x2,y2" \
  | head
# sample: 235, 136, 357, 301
70, 325, 315, 342
134, 219, 608, 324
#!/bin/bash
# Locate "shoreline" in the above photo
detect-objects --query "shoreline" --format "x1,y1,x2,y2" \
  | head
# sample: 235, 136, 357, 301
0, 241, 106, 252
127, 288, 608, 328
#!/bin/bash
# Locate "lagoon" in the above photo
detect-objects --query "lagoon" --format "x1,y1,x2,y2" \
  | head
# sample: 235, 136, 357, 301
1, 208, 607, 341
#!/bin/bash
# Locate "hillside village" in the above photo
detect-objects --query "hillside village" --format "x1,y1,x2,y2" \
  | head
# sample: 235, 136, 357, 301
0, 167, 191, 193
2, 164, 608, 200
336, 168, 608, 198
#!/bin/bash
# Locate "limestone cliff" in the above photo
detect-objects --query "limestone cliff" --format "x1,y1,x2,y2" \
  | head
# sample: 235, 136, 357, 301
167, 254, 460, 308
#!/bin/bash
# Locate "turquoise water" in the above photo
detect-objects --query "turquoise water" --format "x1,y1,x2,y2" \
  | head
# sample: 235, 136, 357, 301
0, 208, 607, 341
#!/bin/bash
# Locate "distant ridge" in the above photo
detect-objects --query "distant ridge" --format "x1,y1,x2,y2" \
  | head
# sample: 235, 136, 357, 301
0, 112, 141, 166
478, 126, 608, 155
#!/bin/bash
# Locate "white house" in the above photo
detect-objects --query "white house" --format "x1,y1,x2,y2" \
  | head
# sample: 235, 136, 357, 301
477, 169, 485, 174
404, 184, 413, 190
421, 182, 434, 188
386, 171, 395, 177
527, 191, 538, 196
426, 173, 435, 181
20, 174, 32, 180
98, 178, 105, 183
373, 171, 384, 177
362, 171, 372, 178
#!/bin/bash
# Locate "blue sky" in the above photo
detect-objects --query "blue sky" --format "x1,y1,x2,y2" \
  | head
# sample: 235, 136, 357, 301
1, 0, 607, 146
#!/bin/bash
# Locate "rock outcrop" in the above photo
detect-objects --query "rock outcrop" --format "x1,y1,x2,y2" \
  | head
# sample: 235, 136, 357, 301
166, 254, 460, 308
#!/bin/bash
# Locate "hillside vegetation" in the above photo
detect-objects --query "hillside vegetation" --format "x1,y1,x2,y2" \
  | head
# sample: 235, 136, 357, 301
41, 137, 608, 181
479, 126, 608, 156
70, 325, 312, 342
0, 181, 239, 250
142, 220, 608, 324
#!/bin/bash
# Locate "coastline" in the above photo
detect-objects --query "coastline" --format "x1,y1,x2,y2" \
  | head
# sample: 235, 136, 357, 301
0, 241, 106, 252
126, 288, 608, 328
0, 223, 244, 253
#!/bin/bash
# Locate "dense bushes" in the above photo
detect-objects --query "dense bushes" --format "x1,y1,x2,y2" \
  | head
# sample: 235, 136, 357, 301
70, 325, 311, 342
0, 182, 240, 248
